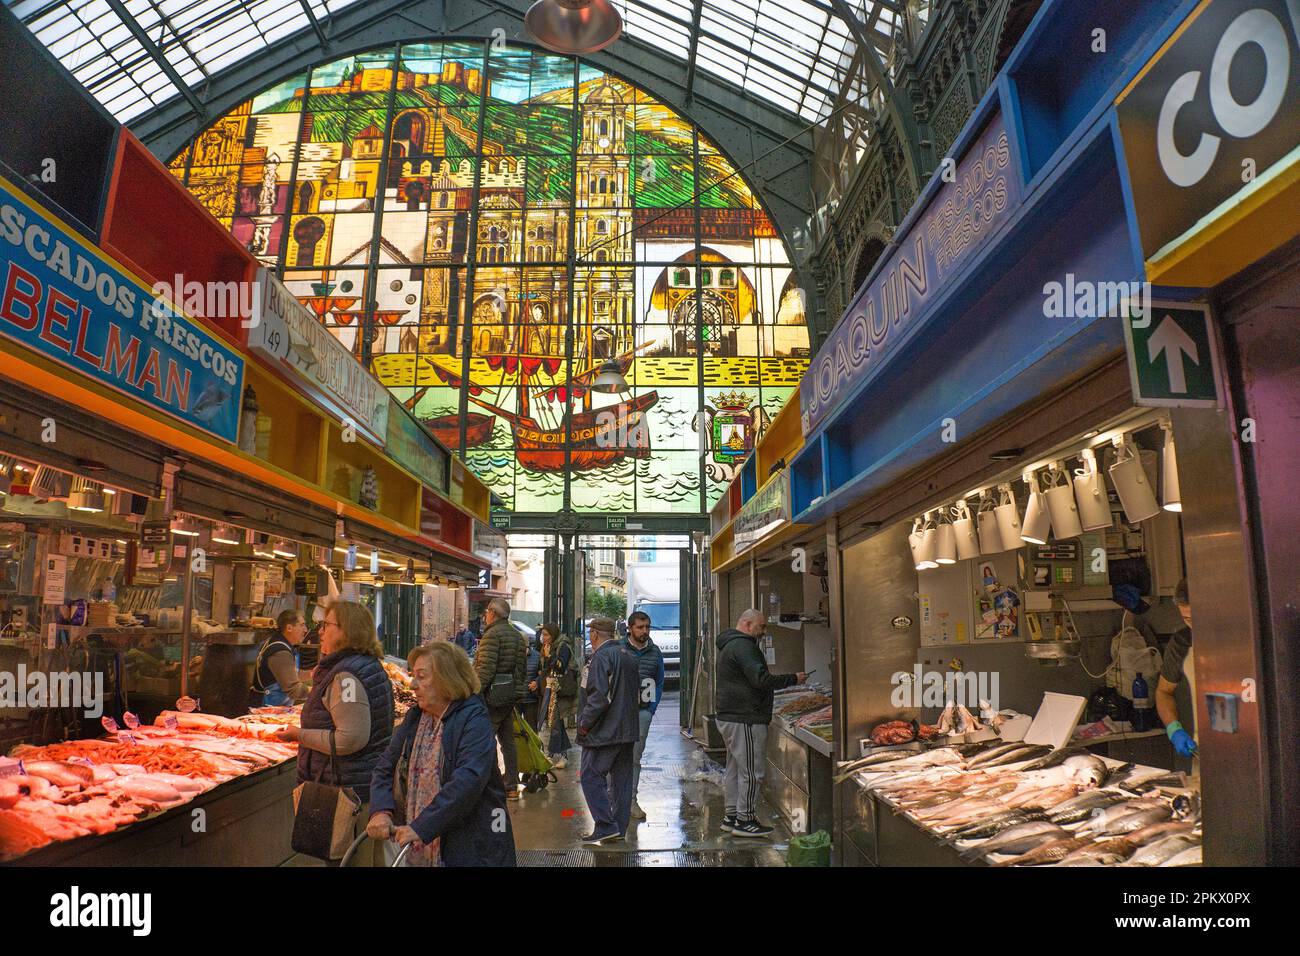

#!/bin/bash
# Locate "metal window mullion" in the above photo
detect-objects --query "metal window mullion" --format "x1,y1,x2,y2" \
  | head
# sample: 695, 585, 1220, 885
273, 70, 315, 278
457, 39, 491, 462
358, 46, 401, 366
562, 55, 580, 512
694, 123, 706, 514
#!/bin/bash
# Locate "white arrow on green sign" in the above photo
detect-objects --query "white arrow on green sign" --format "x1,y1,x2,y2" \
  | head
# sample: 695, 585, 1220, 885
1122, 301, 1221, 408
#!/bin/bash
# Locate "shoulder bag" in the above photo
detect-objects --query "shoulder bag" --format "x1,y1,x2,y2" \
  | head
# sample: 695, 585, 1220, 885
290, 729, 362, 861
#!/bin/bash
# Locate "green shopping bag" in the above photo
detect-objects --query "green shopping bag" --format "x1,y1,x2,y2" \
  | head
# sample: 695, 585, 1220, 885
786, 829, 831, 867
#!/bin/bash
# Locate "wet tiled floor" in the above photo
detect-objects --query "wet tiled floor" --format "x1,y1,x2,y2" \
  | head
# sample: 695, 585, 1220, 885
509, 692, 790, 866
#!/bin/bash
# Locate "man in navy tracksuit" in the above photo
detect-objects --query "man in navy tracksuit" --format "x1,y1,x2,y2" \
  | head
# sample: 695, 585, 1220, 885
576, 617, 640, 845
622, 610, 665, 821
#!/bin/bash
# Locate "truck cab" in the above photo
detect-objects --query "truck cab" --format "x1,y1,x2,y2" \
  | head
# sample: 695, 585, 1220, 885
634, 599, 680, 671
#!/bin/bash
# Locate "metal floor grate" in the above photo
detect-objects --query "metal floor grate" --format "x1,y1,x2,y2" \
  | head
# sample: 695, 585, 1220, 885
517, 848, 784, 867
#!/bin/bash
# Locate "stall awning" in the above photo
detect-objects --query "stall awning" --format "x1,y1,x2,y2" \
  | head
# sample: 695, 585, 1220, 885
177, 459, 337, 548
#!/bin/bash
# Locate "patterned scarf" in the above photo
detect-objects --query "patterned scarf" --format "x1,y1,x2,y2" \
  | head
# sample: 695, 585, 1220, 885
405, 710, 444, 867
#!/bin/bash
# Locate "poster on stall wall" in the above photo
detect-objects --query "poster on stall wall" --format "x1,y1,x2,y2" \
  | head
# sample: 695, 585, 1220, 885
42, 553, 67, 605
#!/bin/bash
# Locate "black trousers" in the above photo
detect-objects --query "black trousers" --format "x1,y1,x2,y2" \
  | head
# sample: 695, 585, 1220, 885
489, 706, 519, 792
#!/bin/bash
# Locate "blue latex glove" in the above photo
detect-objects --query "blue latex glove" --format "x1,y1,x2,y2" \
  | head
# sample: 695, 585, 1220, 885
1167, 721, 1199, 756
1111, 584, 1150, 614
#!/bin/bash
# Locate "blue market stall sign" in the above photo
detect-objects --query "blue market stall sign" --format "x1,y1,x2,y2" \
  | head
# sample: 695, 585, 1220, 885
0, 178, 244, 442
1122, 301, 1222, 407
800, 114, 1023, 436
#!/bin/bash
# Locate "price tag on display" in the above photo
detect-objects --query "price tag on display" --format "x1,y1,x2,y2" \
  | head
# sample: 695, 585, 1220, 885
0, 758, 22, 778
122, 711, 140, 730
175, 696, 198, 713
101, 716, 120, 733
162, 715, 179, 730
117, 732, 137, 745
67, 756, 96, 767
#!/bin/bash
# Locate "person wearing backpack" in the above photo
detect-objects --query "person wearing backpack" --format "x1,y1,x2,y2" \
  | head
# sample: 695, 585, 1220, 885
473, 598, 528, 800
539, 622, 578, 769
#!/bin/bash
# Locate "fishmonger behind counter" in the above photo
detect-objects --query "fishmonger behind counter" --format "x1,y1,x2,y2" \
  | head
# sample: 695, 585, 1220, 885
250, 609, 312, 707
1156, 578, 1197, 762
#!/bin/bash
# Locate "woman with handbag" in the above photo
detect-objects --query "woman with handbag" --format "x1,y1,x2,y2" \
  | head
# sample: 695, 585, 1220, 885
367, 641, 516, 866
539, 622, 577, 770
275, 601, 393, 863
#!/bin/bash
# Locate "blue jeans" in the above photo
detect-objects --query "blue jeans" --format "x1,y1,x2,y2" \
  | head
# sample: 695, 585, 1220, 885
580, 742, 634, 836
631, 708, 653, 798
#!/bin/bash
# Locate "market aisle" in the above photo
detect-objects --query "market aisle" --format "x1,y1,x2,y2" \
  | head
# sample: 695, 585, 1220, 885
509, 691, 789, 866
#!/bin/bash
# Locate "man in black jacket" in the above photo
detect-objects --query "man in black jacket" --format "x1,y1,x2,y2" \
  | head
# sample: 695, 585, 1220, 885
715, 609, 805, 837
576, 617, 640, 845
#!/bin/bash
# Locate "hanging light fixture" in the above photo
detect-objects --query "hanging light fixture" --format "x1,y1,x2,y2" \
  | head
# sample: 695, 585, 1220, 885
590, 360, 629, 393
1108, 434, 1160, 523
525, 0, 623, 55
933, 510, 957, 565
994, 483, 1022, 549
1042, 461, 1082, 540
1073, 446, 1113, 531
212, 525, 243, 546
67, 477, 105, 513
975, 491, 1003, 554
951, 499, 981, 560
1161, 422, 1181, 512
1020, 468, 1051, 545
908, 515, 938, 571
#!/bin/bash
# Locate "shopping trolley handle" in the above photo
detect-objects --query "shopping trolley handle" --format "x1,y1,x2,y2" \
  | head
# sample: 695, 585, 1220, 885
340, 831, 416, 867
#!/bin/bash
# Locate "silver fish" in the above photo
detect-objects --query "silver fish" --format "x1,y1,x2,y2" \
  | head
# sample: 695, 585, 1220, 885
1162, 845, 1202, 867
1091, 806, 1172, 836
977, 745, 1054, 769
950, 811, 1048, 841
1126, 834, 1200, 867
1057, 836, 1137, 866
959, 821, 1068, 860
965, 742, 1034, 769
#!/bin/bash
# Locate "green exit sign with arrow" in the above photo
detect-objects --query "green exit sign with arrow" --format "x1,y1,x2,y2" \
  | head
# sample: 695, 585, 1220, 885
1122, 301, 1221, 408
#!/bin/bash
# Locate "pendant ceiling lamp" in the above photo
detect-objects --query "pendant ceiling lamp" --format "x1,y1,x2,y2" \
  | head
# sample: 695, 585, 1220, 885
591, 360, 629, 393
526, 0, 624, 55
1073, 446, 1113, 531
1020, 468, 1051, 546
1161, 423, 1181, 512
1042, 460, 1083, 540
1109, 434, 1160, 523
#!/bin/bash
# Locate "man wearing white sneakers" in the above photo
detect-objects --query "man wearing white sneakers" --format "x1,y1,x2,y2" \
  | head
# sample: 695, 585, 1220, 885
714, 609, 804, 837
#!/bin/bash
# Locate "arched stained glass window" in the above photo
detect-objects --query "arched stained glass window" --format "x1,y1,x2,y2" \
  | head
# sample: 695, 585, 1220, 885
171, 41, 811, 515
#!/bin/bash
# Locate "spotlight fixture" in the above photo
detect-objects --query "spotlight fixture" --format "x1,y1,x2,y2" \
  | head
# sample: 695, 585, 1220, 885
1108, 434, 1160, 523
976, 490, 1005, 554
170, 517, 200, 537
525, 0, 623, 55
989, 447, 1024, 461
1020, 468, 1051, 545
212, 525, 243, 546
994, 483, 1022, 549
1073, 447, 1113, 531
933, 510, 957, 564
272, 541, 298, 559
908, 515, 938, 570
951, 499, 981, 560
1161, 423, 1181, 512
1042, 461, 1083, 540
67, 477, 105, 513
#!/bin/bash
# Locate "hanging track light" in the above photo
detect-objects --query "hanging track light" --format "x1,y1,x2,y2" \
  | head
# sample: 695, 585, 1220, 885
1109, 434, 1160, 523
1074, 446, 1113, 531
1042, 461, 1082, 540
1161, 423, 1181, 512
526, 0, 623, 55
1020, 468, 1051, 545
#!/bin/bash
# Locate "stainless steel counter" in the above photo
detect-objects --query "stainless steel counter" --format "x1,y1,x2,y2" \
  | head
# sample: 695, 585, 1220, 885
765, 717, 834, 835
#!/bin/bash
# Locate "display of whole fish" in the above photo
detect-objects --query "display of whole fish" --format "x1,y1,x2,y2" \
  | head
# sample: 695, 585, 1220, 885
1163, 845, 1202, 867
1124, 833, 1201, 867
975, 745, 1055, 769
963, 742, 1034, 769
958, 821, 1070, 860
834, 750, 915, 782
1125, 820, 1196, 847
948, 810, 1049, 841
994, 835, 1098, 867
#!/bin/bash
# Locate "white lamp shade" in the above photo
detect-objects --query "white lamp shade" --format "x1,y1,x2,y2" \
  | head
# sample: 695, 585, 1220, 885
1109, 443, 1160, 523
952, 501, 981, 560
995, 487, 1021, 551
934, 522, 957, 564
1021, 489, 1051, 544
1044, 480, 1083, 540
1074, 452, 1113, 531
1162, 430, 1181, 512
909, 521, 938, 570
977, 503, 1004, 554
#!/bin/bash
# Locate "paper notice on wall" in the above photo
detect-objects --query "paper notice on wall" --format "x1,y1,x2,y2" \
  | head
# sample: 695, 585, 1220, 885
43, 554, 67, 605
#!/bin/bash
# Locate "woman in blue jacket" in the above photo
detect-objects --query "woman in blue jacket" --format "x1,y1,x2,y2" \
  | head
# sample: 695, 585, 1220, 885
368, 641, 516, 867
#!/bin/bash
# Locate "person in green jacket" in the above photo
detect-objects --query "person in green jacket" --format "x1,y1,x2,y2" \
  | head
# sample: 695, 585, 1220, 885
473, 598, 528, 799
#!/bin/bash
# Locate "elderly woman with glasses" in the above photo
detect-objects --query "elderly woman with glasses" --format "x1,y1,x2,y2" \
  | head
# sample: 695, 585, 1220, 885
275, 602, 393, 849
367, 641, 516, 867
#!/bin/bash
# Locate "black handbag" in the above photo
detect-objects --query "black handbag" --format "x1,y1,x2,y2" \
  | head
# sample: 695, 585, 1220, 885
486, 671, 517, 708
290, 730, 362, 861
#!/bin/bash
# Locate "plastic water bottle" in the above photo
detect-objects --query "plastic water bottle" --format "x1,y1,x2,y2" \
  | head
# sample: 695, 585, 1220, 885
1132, 673, 1153, 731
769, 589, 781, 621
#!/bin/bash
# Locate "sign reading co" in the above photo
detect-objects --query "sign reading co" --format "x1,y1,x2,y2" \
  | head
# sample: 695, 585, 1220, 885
1122, 301, 1222, 407
1116, 0, 1300, 260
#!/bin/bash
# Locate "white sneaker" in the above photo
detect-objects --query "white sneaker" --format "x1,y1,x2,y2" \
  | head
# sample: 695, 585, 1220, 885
630, 800, 646, 820
551, 756, 567, 770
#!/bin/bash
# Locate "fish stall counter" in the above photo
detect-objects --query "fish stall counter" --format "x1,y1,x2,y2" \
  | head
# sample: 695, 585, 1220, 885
767, 686, 835, 836
0, 709, 302, 866
839, 743, 1202, 867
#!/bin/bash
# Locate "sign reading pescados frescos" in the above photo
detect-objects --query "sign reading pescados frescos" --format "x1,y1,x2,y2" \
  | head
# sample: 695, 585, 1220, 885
250, 267, 389, 445
0, 179, 244, 442
799, 115, 1023, 436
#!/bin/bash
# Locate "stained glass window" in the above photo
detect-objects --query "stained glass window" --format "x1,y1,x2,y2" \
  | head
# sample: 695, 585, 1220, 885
173, 41, 811, 515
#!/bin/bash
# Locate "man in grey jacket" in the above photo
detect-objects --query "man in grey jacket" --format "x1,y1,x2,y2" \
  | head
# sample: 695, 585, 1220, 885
715, 609, 805, 838
576, 617, 640, 845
